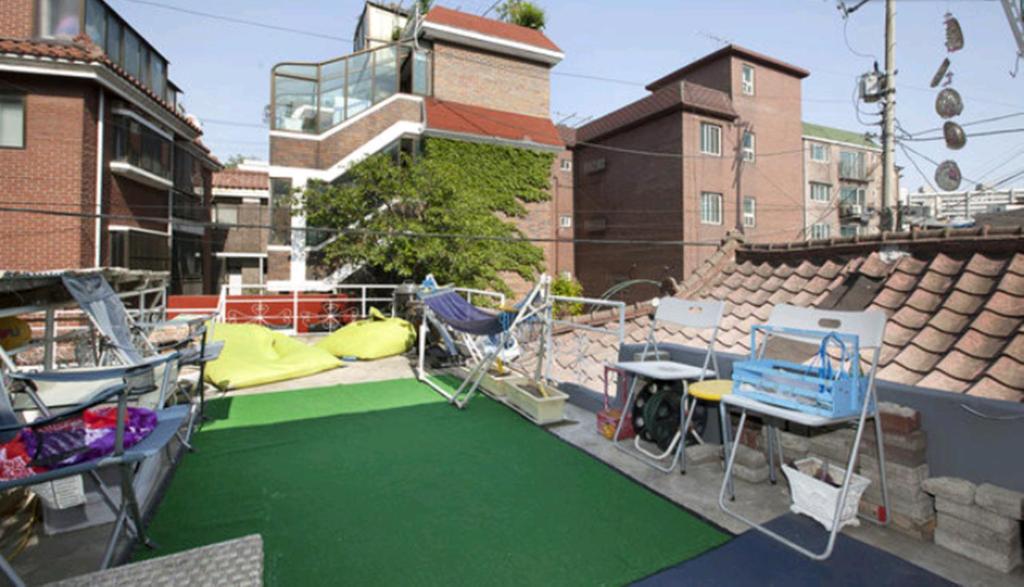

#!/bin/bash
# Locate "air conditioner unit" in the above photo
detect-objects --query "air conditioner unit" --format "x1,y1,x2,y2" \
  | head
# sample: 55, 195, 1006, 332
850, 204, 864, 215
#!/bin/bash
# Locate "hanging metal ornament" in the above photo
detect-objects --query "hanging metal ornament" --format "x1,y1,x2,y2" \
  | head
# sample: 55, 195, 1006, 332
930, 58, 951, 88
935, 88, 963, 119
935, 160, 963, 191
943, 121, 967, 150
944, 13, 964, 53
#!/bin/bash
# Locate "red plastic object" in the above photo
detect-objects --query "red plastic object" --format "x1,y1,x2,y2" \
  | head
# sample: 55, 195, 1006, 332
598, 366, 635, 440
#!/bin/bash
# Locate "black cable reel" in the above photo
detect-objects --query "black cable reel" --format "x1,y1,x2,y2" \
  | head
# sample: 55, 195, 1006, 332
631, 379, 708, 451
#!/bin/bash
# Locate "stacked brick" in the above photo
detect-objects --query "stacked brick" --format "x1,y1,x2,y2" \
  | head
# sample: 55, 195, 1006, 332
922, 477, 1024, 573
857, 403, 935, 541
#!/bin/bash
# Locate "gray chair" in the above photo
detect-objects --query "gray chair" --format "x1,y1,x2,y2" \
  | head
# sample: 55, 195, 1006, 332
0, 356, 189, 587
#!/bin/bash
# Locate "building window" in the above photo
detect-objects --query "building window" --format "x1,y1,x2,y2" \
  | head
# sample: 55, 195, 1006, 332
811, 223, 831, 240
112, 116, 172, 179
810, 182, 832, 202
741, 64, 755, 95
38, 0, 81, 39
700, 123, 721, 155
0, 94, 26, 148
214, 204, 238, 225
109, 229, 170, 271
700, 192, 723, 225
810, 142, 829, 162
840, 186, 867, 207
559, 214, 572, 228
560, 159, 572, 172
840, 224, 859, 238
743, 196, 756, 227
839, 150, 866, 180
742, 131, 755, 162
270, 178, 293, 246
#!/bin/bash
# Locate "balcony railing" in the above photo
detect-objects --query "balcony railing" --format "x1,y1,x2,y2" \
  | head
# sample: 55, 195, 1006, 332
271, 43, 431, 135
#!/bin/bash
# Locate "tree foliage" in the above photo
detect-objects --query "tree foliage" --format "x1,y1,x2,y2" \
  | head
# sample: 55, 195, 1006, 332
497, 1, 546, 30
301, 139, 554, 293
551, 273, 584, 317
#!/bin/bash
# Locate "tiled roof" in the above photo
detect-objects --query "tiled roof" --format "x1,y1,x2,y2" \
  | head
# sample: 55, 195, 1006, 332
424, 98, 563, 148
576, 81, 737, 144
551, 227, 1024, 402
646, 44, 810, 92
423, 6, 562, 52
803, 122, 879, 149
556, 124, 576, 148
0, 36, 201, 133
212, 169, 269, 190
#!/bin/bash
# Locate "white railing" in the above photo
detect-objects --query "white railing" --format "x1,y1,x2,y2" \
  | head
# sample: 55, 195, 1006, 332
907, 188, 1022, 220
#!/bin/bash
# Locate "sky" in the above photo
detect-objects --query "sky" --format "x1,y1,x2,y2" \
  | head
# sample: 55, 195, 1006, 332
105, 0, 1024, 191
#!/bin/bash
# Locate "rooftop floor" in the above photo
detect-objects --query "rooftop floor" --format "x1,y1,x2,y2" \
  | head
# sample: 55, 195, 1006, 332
8, 357, 1023, 586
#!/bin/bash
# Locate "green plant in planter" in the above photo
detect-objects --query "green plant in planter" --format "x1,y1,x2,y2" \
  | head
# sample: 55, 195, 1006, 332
299, 138, 554, 295
551, 274, 584, 317
497, 1, 546, 30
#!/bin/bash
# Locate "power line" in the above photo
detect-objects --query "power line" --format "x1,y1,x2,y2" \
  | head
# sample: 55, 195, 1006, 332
898, 128, 1024, 142
898, 142, 938, 192
117, 0, 353, 42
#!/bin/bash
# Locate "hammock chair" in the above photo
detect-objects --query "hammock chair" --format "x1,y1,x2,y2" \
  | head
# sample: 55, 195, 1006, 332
416, 275, 551, 409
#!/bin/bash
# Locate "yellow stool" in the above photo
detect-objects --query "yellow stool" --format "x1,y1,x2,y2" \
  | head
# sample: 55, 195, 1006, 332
683, 379, 735, 498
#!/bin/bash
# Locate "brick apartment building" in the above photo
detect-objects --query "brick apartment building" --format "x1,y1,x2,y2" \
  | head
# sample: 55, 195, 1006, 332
802, 122, 883, 240
0, 0, 221, 294
210, 165, 271, 291
264, 3, 572, 292
572, 45, 809, 300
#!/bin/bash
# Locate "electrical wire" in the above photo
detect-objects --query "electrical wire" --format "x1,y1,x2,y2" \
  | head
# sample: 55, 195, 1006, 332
898, 142, 939, 192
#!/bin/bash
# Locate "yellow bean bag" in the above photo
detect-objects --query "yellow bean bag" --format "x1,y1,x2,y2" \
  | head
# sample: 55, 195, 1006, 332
0, 317, 31, 351
316, 307, 416, 360
204, 323, 342, 390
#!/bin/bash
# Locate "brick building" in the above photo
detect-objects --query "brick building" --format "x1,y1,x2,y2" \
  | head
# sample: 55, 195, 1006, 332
211, 165, 271, 291
802, 122, 883, 240
266, 4, 571, 291
572, 45, 809, 300
0, 0, 221, 294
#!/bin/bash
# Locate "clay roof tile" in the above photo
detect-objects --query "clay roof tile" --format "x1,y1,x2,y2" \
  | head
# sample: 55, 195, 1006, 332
858, 252, 891, 279
970, 311, 1023, 338
942, 291, 985, 315
891, 306, 931, 330
917, 271, 956, 294
917, 370, 971, 393
956, 329, 1007, 360
934, 350, 989, 382
964, 254, 1008, 277
985, 291, 1024, 318
929, 253, 966, 277
967, 377, 1024, 402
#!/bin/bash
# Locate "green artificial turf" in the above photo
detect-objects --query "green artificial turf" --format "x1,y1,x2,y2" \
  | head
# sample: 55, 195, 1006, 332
140, 379, 728, 585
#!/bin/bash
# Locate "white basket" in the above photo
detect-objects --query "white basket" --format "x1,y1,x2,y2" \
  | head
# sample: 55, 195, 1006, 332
782, 457, 870, 530
31, 476, 87, 510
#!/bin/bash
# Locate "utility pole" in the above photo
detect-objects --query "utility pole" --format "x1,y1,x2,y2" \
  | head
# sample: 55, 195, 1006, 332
881, 0, 897, 231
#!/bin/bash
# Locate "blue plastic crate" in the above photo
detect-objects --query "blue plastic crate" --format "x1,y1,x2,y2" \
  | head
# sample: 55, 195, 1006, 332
731, 325, 868, 419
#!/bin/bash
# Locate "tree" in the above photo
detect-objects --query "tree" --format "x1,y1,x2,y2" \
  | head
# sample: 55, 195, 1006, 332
497, 1, 546, 30
417, 0, 433, 16
300, 139, 554, 293
223, 154, 255, 169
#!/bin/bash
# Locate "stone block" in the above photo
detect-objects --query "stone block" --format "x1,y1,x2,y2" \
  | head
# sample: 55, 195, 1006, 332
934, 514, 1022, 573
859, 454, 929, 488
975, 483, 1024, 521
859, 500, 936, 542
859, 427, 928, 467
733, 462, 770, 484
776, 429, 811, 456
808, 429, 858, 466
922, 477, 976, 505
733, 444, 767, 469
684, 443, 721, 467
877, 402, 921, 435
936, 497, 1018, 539
862, 484, 935, 522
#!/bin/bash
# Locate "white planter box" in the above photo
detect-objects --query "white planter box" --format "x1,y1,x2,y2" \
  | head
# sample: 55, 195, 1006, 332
477, 368, 518, 398
505, 377, 568, 425
782, 457, 871, 531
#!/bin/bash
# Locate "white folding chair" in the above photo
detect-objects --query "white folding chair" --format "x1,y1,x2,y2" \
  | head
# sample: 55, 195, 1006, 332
717, 304, 891, 560
612, 298, 723, 473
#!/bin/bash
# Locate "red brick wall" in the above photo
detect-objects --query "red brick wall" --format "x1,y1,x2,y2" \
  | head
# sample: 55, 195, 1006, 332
0, 75, 93, 271
432, 43, 550, 118
573, 112, 684, 299
0, 0, 34, 39
552, 148, 574, 276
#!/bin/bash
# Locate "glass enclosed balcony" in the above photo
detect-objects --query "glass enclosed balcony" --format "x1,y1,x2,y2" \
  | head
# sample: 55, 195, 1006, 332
271, 44, 431, 134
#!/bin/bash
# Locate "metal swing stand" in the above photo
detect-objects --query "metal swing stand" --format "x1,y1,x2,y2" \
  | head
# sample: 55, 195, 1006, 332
716, 305, 892, 561
611, 299, 724, 476
416, 276, 551, 409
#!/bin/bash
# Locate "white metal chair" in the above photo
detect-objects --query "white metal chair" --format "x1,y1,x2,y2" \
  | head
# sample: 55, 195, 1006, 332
612, 298, 723, 474
717, 304, 891, 560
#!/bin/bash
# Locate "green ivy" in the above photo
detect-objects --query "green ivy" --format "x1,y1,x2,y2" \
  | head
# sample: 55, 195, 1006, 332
301, 138, 555, 294
551, 273, 584, 317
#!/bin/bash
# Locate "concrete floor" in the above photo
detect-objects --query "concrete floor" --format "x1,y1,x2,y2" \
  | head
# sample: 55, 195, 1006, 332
8, 358, 1023, 586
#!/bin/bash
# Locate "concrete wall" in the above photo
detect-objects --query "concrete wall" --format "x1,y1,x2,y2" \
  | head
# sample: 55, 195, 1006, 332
431, 42, 550, 118
618, 342, 1024, 492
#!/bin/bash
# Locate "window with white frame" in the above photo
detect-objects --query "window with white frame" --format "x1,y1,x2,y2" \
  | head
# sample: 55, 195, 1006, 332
742, 131, 755, 162
700, 192, 723, 225
811, 223, 831, 240
215, 204, 239, 225
559, 214, 572, 228
741, 64, 755, 95
810, 182, 831, 202
810, 142, 829, 162
0, 93, 25, 148
743, 196, 756, 227
560, 158, 572, 172
840, 224, 859, 238
700, 123, 721, 156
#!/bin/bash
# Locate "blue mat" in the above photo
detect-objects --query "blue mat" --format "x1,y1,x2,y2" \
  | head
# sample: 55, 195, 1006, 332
634, 514, 954, 586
